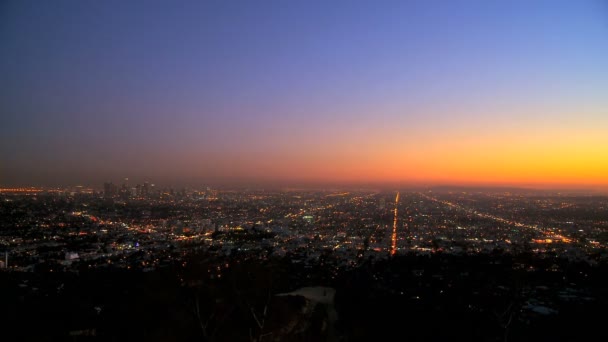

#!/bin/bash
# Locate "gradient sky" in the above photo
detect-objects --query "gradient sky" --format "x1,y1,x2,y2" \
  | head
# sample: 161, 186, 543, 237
1, 0, 607, 188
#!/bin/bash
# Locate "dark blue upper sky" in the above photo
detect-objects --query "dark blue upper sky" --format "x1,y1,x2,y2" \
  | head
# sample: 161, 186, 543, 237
1, 1, 607, 187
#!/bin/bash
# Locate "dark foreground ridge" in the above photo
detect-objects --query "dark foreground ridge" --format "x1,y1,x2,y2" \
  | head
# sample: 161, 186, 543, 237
1, 251, 607, 342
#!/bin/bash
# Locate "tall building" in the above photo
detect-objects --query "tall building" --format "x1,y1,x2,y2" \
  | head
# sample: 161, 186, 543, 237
379, 198, 386, 210
103, 182, 117, 198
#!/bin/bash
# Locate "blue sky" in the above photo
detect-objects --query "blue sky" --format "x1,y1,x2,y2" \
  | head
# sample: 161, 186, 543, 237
1, 0, 607, 187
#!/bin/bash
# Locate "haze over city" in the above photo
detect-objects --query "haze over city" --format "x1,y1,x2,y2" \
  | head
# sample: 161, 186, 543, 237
2, 0, 607, 189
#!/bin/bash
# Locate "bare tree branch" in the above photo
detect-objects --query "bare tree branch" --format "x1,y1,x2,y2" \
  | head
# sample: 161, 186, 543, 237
250, 306, 263, 329
211, 305, 234, 338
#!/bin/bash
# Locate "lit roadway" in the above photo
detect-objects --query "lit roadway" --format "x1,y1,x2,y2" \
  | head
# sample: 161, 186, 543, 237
390, 191, 400, 256
418, 192, 578, 245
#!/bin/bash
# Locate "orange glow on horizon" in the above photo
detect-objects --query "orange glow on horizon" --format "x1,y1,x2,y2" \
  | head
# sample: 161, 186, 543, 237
258, 124, 607, 187
146, 110, 608, 189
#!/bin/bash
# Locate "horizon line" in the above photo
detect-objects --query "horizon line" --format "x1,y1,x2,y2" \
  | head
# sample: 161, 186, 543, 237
2, 181, 608, 194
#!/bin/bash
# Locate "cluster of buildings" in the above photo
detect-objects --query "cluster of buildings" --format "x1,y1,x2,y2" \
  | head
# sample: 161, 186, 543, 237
0, 185, 606, 274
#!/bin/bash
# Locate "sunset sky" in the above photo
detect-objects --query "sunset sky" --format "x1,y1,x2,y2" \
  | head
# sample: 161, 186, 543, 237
1, 0, 607, 188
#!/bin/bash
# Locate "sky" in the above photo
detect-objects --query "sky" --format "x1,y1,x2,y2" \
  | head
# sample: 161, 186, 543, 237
1, 0, 607, 189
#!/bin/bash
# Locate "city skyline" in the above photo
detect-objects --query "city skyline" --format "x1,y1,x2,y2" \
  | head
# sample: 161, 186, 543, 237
2, 0, 607, 188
